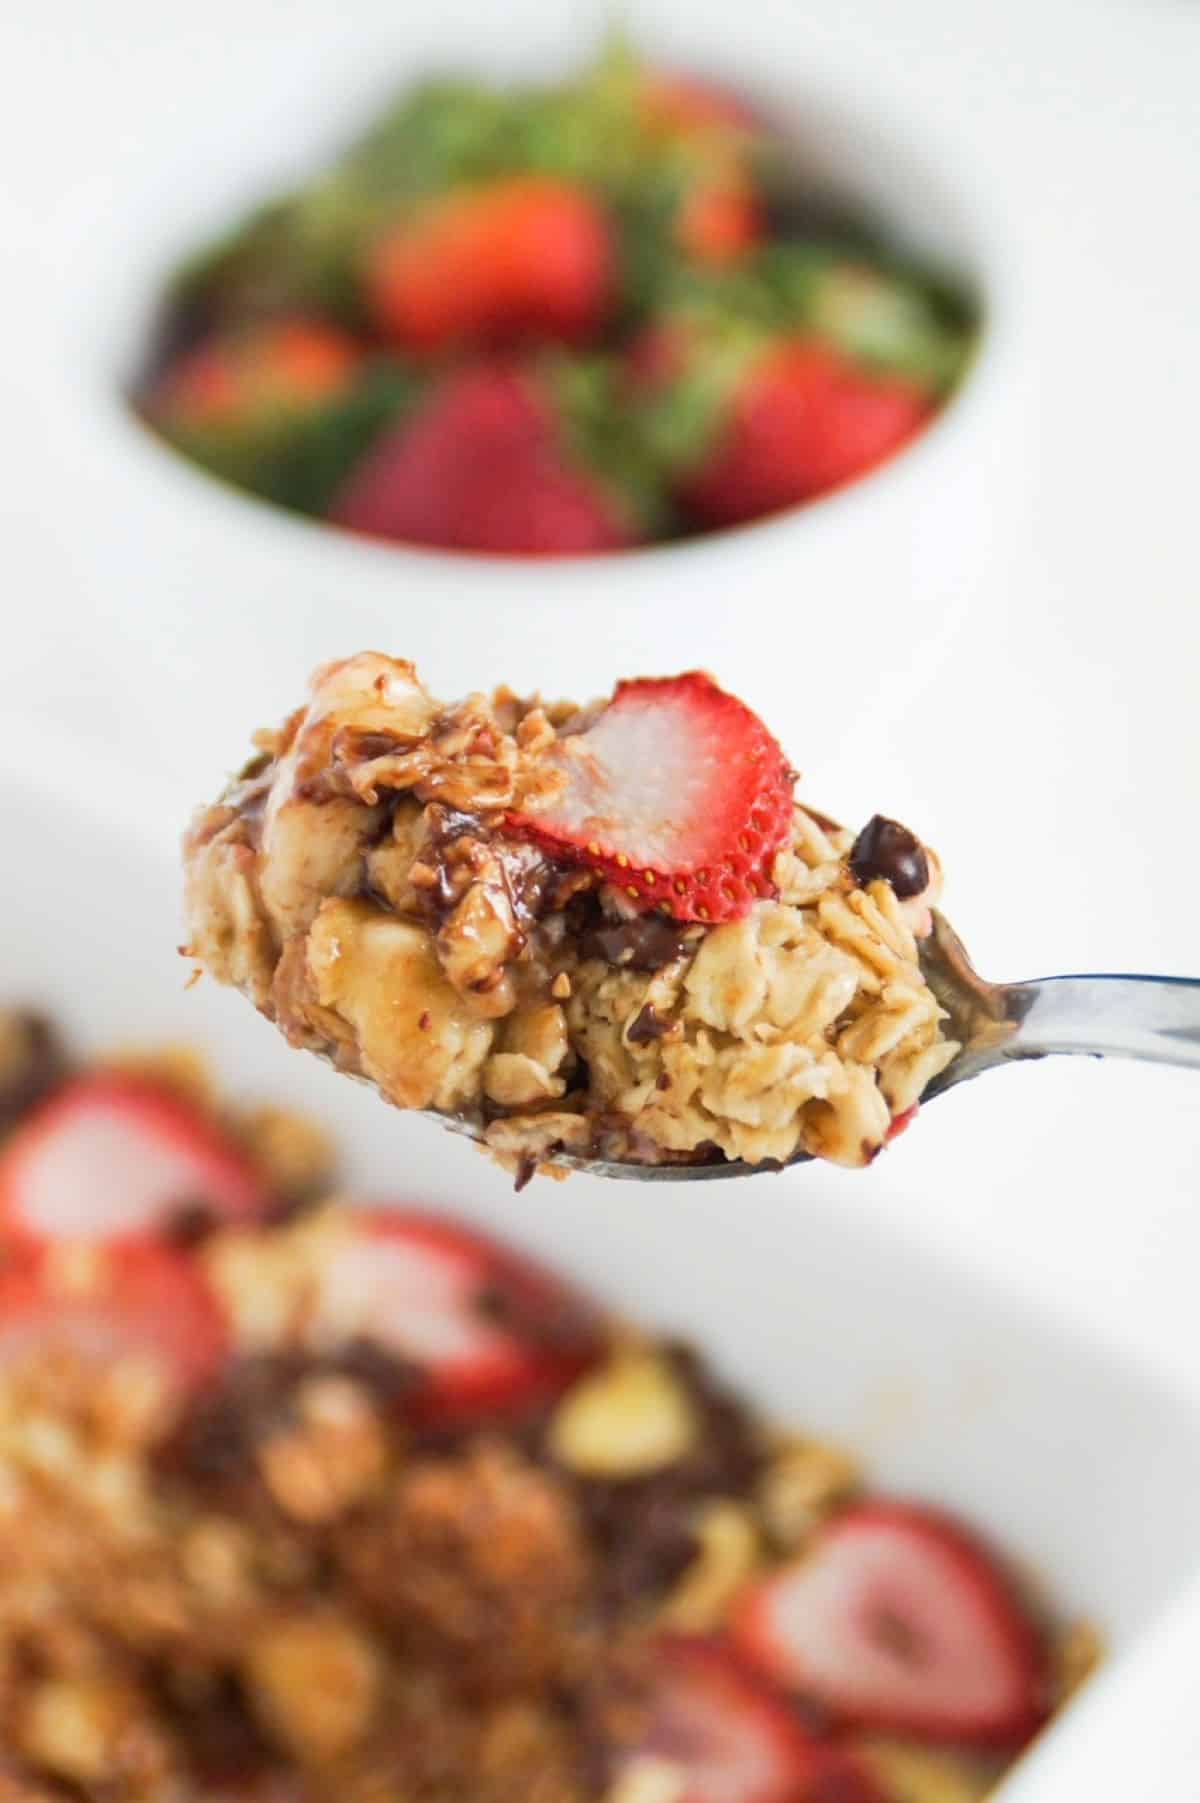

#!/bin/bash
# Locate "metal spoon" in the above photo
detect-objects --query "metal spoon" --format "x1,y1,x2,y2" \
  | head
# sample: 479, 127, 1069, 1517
432, 913, 1200, 1180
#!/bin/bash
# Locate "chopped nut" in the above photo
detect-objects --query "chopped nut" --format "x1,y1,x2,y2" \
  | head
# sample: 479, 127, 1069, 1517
1052, 1618, 1104, 1701
484, 1051, 567, 1107
549, 1351, 698, 1478
17, 1677, 169, 1786
237, 1103, 337, 1200
182, 1517, 254, 1603
757, 1436, 860, 1548
257, 1382, 387, 1525
245, 1615, 379, 1763
89, 1357, 174, 1448
854, 1737, 994, 1802
606, 1756, 689, 1803
551, 971, 572, 1000
659, 1500, 761, 1633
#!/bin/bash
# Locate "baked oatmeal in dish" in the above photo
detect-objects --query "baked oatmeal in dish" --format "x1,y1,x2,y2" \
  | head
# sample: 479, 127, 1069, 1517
185, 655, 958, 1176
0, 1015, 1097, 1799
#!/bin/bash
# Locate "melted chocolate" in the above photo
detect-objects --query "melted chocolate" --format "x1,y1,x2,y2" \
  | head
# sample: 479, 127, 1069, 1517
626, 1003, 670, 1044
581, 916, 688, 972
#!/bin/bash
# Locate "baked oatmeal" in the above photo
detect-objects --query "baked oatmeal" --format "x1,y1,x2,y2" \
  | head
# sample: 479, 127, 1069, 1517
0, 1016, 1096, 1799
185, 654, 958, 1176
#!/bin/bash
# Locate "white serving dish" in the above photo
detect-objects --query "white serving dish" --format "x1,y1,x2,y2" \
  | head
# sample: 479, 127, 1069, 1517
3, 0, 1021, 825
6, 735, 1200, 1798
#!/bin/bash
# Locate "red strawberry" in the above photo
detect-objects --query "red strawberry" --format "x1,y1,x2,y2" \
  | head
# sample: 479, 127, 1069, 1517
612, 1637, 882, 1803
679, 340, 930, 526
510, 672, 794, 922
676, 177, 763, 267
638, 74, 764, 267
0, 1240, 230, 1395
0, 1073, 269, 1248
305, 1210, 601, 1428
365, 175, 613, 354
328, 362, 634, 554
639, 73, 760, 136
886, 1104, 920, 1143
149, 316, 362, 430
733, 1502, 1048, 1748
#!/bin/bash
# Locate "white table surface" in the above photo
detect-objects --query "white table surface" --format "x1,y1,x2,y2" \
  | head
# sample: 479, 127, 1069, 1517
1, 1, 1199, 1784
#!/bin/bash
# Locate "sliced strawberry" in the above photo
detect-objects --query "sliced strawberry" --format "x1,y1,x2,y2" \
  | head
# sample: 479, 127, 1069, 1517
612, 1637, 882, 1803
510, 672, 794, 922
885, 1104, 920, 1143
364, 175, 613, 354
307, 1210, 602, 1428
328, 362, 633, 554
149, 316, 362, 431
733, 1502, 1048, 1748
0, 1073, 270, 1248
0, 1240, 229, 1395
680, 340, 930, 526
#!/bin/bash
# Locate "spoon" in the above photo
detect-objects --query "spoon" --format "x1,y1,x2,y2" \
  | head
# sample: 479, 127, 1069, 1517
432, 913, 1200, 1180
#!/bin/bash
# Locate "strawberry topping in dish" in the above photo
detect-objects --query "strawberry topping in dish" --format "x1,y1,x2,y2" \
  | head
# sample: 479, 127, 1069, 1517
298, 1209, 601, 1428
0, 1238, 229, 1396
609, 1636, 885, 1802
733, 1503, 1049, 1748
0, 1012, 1096, 1797
185, 654, 958, 1174
0, 1070, 269, 1246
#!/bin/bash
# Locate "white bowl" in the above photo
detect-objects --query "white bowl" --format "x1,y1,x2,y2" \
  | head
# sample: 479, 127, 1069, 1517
5, 723, 1200, 1797
7, 0, 1021, 811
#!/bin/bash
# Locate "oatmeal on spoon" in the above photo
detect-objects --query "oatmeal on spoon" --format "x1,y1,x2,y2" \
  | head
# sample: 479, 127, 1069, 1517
184, 654, 955, 1179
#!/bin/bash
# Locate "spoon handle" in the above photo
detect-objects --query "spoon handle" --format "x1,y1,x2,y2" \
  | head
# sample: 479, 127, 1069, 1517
1003, 973, 1200, 1069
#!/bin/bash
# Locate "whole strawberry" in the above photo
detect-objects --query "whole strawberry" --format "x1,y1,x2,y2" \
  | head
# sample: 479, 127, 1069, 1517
633, 317, 930, 526
364, 174, 614, 354
147, 315, 363, 433
144, 316, 416, 513
636, 70, 765, 268
328, 359, 662, 555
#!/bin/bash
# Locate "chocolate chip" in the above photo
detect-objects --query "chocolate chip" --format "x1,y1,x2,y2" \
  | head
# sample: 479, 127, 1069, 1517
552, 1339, 764, 1616
513, 1153, 538, 1193
581, 916, 688, 972
849, 815, 929, 899
626, 1003, 670, 1045
335, 1337, 421, 1407
164, 1201, 219, 1248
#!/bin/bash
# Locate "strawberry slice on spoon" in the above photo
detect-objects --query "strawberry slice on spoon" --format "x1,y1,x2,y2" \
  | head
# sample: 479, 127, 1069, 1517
305, 1210, 602, 1428
0, 1072, 270, 1247
733, 1501, 1048, 1749
511, 672, 795, 923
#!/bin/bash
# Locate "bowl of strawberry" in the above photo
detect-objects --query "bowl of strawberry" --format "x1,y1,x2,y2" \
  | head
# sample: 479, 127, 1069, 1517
132, 43, 978, 558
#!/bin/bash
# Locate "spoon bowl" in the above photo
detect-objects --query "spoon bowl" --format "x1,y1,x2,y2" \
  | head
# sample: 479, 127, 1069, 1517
429, 912, 1200, 1180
